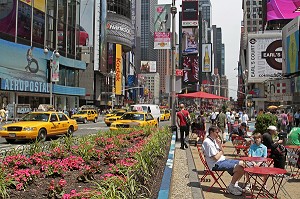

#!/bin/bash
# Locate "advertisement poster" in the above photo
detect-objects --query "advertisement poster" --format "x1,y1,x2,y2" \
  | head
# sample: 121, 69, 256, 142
182, 28, 199, 54
247, 33, 282, 83
202, 43, 212, 72
182, 0, 198, 27
182, 55, 199, 83
115, 44, 122, 95
154, 4, 171, 50
140, 61, 157, 73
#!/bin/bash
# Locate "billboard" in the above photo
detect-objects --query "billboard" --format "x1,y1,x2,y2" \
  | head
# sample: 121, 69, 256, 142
267, 0, 300, 21
115, 44, 122, 95
282, 16, 300, 75
182, 55, 199, 83
154, 4, 171, 49
247, 32, 282, 83
182, 0, 198, 27
182, 27, 199, 54
202, 43, 212, 72
140, 61, 156, 73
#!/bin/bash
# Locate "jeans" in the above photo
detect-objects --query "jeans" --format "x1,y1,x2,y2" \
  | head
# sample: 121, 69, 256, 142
179, 125, 189, 148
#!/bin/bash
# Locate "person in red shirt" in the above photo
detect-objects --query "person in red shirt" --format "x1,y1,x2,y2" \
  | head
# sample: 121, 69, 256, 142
176, 104, 191, 149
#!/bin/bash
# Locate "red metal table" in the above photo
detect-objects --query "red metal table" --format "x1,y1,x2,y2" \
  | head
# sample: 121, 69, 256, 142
285, 145, 300, 153
244, 167, 287, 199
240, 156, 273, 167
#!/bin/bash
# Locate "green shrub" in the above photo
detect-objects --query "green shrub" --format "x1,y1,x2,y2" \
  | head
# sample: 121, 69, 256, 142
254, 113, 277, 134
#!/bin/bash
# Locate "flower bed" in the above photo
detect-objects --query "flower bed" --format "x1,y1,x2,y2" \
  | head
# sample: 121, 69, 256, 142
0, 127, 172, 199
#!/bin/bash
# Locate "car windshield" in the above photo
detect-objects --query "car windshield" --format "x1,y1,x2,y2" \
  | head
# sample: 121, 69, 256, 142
20, 113, 50, 122
121, 113, 144, 121
116, 112, 125, 116
76, 111, 87, 114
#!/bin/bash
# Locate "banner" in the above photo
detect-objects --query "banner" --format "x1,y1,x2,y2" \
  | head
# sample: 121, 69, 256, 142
202, 43, 212, 72
182, 28, 199, 54
51, 58, 59, 82
140, 61, 156, 73
247, 32, 282, 83
182, 0, 198, 27
115, 44, 122, 95
154, 4, 171, 49
182, 55, 199, 83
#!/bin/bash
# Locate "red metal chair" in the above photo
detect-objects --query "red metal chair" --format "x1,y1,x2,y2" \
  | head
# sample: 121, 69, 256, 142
197, 146, 227, 192
231, 136, 249, 156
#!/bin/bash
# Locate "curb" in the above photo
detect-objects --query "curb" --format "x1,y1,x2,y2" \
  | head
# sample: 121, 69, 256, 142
157, 131, 176, 199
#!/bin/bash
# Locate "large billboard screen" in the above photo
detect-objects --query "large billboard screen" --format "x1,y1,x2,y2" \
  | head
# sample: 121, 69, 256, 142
182, 27, 199, 54
182, 0, 198, 27
282, 16, 300, 75
140, 61, 157, 73
247, 32, 282, 83
182, 55, 199, 83
267, 0, 300, 21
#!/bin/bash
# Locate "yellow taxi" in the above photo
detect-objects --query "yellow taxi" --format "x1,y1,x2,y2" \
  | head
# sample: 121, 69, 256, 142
109, 111, 158, 130
105, 109, 127, 117
0, 111, 78, 143
104, 111, 126, 126
160, 109, 171, 121
71, 109, 98, 123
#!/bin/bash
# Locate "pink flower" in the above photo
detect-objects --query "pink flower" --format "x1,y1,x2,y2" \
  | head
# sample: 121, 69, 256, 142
59, 179, 67, 187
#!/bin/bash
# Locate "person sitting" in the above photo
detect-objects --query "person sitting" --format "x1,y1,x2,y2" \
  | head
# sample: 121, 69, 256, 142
262, 126, 286, 169
244, 132, 268, 191
230, 122, 247, 141
202, 126, 245, 196
191, 110, 206, 146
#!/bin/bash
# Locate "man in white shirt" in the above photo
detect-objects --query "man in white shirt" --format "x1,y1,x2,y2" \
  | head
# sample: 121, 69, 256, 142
242, 111, 249, 124
202, 126, 245, 196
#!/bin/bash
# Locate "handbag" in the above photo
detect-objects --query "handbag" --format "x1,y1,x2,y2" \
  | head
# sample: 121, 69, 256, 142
180, 111, 191, 126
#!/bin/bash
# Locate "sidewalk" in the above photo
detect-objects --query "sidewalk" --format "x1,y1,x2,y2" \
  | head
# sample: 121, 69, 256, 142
168, 138, 300, 199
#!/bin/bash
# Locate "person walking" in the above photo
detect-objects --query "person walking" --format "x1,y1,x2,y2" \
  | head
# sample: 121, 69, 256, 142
176, 104, 191, 150
242, 111, 249, 125
202, 126, 245, 196
216, 109, 227, 143
287, 127, 300, 146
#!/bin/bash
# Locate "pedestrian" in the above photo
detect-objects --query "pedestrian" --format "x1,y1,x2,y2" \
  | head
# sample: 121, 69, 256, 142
242, 111, 249, 125
176, 103, 191, 150
294, 110, 300, 127
5, 108, 9, 124
191, 110, 206, 146
210, 111, 217, 125
262, 126, 286, 169
280, 110, 288, 132
202, 126, 245, 196
0, 108, 5, 123
216, 109, 227, 143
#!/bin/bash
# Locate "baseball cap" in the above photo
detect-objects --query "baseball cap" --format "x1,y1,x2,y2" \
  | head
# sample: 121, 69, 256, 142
267, 126, 277, 131
240, 122, 247, 127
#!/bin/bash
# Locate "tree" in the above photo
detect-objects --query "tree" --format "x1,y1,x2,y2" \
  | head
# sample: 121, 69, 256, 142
254, 113, 277, 134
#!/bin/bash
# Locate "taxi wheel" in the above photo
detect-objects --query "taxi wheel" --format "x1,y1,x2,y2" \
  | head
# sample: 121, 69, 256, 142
66, 127, 74, 137
83, 118, 87, 124
93, 118, 97, 123
37, 129, 47, 142
106, 123, 111, 127
5, 139, 16, 144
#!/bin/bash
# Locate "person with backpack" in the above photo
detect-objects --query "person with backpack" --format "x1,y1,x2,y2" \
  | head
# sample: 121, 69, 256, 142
191, 110, 206, 146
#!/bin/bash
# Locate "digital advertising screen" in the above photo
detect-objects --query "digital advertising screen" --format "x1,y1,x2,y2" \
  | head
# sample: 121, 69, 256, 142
182, 55, 199, 83
267, 0, 300, 21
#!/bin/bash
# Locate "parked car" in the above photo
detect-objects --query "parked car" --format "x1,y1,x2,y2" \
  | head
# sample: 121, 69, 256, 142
0, 111, 78, 143
58, 25, 89, 47
71, 109, 98, 123
104, 110, 126, 127
110, 112, 158, 130
160, 109, 171, 121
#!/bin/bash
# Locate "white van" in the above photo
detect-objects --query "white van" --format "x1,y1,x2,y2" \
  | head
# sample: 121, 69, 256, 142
130, 104, 161, 123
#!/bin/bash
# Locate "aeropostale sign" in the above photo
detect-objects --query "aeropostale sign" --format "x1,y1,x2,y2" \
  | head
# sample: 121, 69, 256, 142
1, 78, 50, 93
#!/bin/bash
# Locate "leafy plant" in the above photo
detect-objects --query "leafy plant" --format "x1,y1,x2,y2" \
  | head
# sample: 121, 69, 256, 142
47, 179, 66, 199
0, 165, 13, 198
254, 113, 277, 134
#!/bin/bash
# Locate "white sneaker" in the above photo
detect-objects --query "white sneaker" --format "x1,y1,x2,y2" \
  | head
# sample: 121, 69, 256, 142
227, 184, 242, 196
235, 185, 245, 193
245, 183, 252, 191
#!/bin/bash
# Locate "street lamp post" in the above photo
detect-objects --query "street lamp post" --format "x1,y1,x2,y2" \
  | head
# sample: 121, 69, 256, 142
44, 48, 60, 107
170, 1, 177, 130
109, 69, 116, 110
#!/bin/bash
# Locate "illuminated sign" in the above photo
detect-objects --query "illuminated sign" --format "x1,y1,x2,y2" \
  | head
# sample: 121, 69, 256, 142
106, 23, 131, 34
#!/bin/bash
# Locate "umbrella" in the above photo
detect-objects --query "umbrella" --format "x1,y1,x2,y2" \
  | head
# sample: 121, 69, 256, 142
177, 91, 228, 100
267, 105, 278, 110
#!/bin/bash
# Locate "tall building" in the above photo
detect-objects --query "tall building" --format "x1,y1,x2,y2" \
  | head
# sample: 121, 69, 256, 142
142, 73, 160, 104
199, 0, 212, 42
243, 0, 264, 33
212, 25, 224, 76
140, 0, 158, 63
